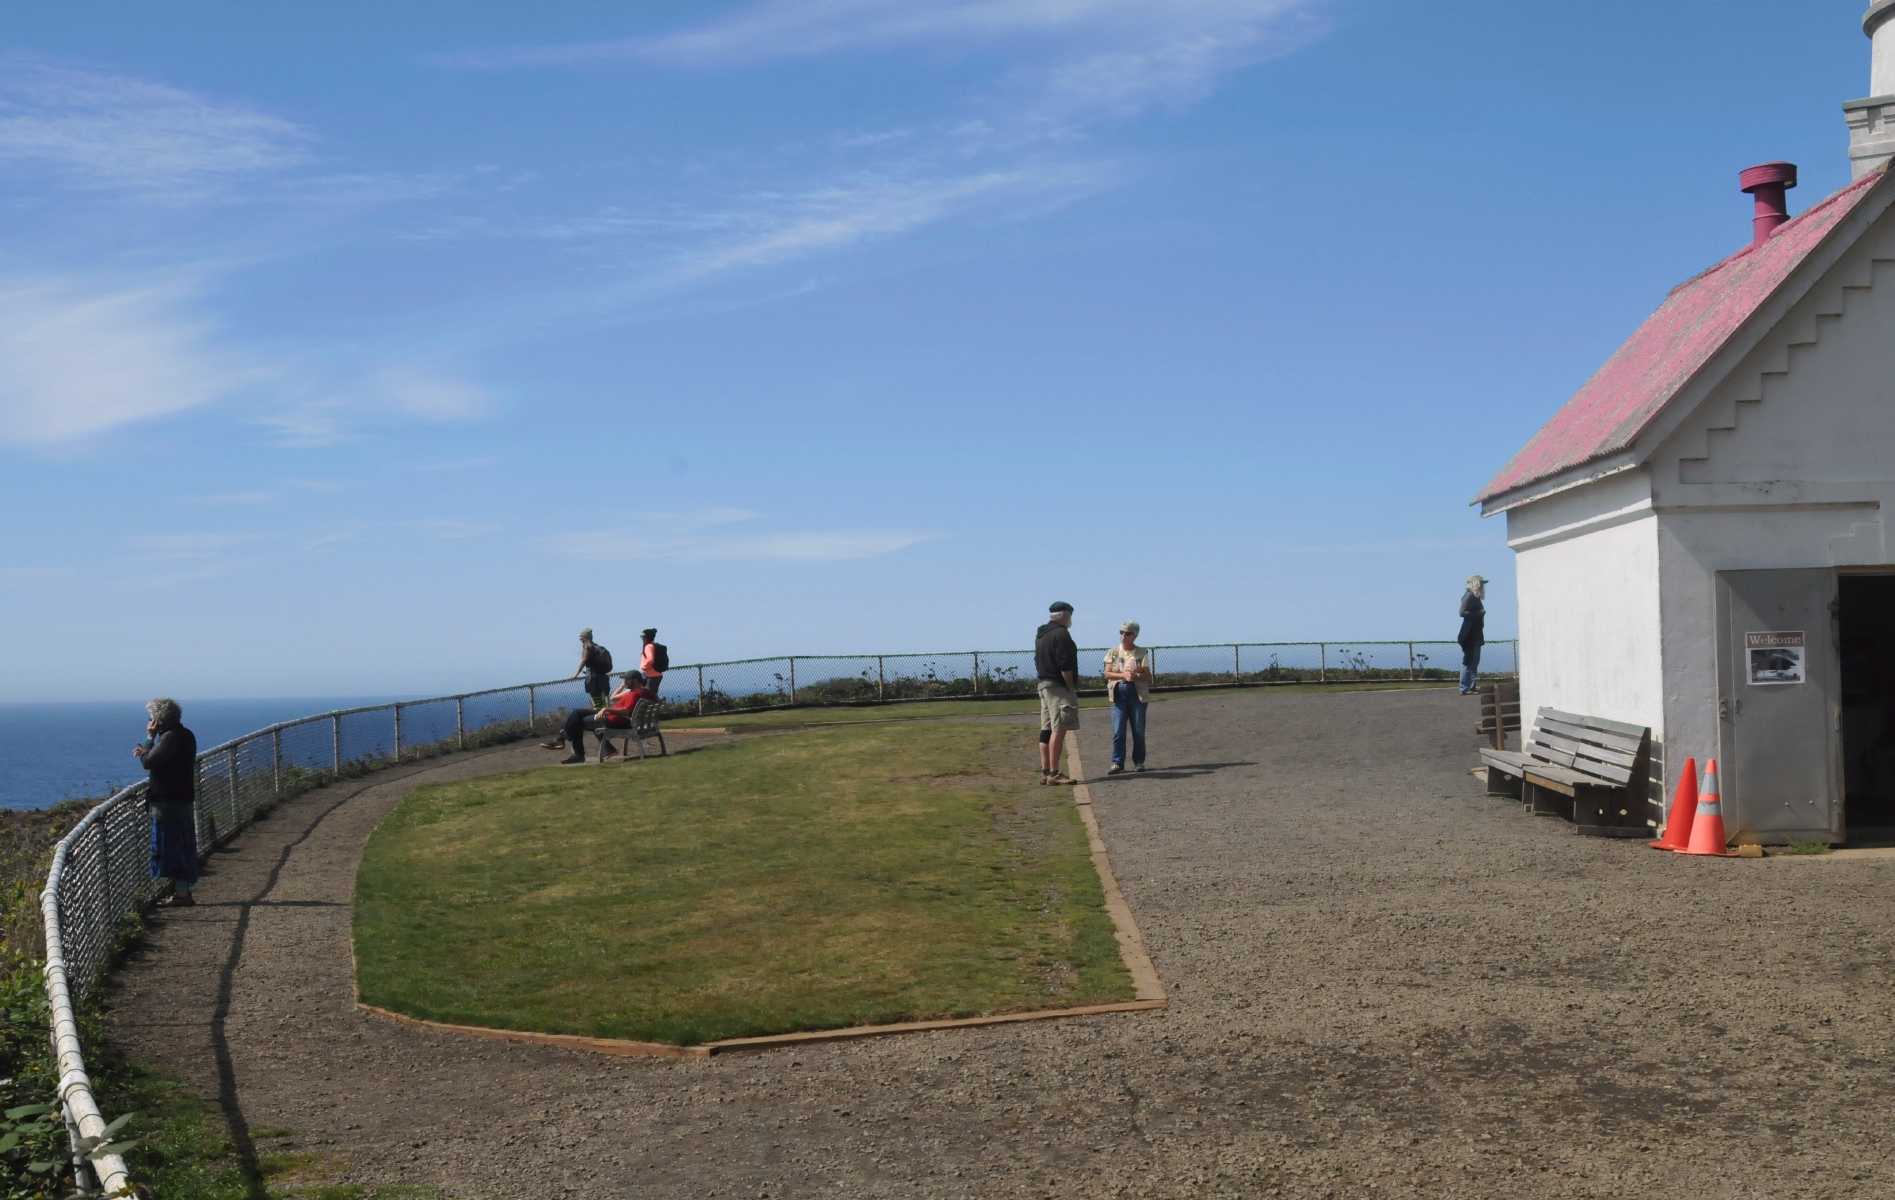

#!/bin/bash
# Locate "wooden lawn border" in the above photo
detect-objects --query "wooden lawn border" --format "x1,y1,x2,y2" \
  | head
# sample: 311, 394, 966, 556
356, 725, 1166, 1057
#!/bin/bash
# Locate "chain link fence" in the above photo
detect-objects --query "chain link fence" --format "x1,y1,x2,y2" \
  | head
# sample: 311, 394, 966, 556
678, 640, 1517, 715
37, 635, 1513, 1193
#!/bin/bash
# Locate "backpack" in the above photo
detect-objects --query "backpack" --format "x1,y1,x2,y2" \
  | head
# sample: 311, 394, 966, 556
650, 643, 669, 673
588, 644, 613, 675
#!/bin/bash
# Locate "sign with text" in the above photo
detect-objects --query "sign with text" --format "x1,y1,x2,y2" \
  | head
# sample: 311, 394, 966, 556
1746, 631, 1806, 685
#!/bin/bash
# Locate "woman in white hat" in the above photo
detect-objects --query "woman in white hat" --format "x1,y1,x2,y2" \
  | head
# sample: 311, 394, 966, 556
1458, 575, 1487, 694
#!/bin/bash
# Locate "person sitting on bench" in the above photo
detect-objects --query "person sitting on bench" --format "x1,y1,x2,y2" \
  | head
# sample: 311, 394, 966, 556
548, 671, 657, 763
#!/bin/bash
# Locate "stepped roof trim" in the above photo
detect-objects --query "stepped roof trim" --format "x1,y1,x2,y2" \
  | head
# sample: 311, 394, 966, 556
1475, 168, 1888, 509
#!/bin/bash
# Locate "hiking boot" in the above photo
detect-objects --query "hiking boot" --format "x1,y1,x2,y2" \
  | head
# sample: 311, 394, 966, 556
1049, 773, 1076, 786
541, 740, 565, 750
1106, 764, 1125, 775
1134, 763, 1147, 772
560, 753, 586, 765
599, 744, 619, 761
165, 892, 196, 907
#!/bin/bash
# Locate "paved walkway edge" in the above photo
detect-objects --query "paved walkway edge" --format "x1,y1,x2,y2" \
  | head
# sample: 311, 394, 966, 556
354, 730, 1166, 1059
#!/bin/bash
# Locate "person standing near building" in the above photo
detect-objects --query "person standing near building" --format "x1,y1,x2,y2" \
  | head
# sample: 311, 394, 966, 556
1458, 575, 1487, 694
1102, 621, 1152, 774
639, 628, 667, 699
133, 697, 198, 907
1036, 602, 1080, 785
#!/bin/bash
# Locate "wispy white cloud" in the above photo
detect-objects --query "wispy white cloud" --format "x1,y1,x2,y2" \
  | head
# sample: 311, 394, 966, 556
670, 166, 1111, 279
440, 0, 1325, 130
132, 532, 261, 561
254, 361, 493, 447
0, 58, 309, 195
0, 274, 265, 445
548, 508, 937, 562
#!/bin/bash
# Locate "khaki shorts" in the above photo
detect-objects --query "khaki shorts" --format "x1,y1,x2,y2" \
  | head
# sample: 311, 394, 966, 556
1038, 681, 1080, 732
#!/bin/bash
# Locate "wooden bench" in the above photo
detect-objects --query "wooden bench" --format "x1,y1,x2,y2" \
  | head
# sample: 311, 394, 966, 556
1476, 682, 1521, 749
1480, 707, 1650, 837
600, 697, 667, 761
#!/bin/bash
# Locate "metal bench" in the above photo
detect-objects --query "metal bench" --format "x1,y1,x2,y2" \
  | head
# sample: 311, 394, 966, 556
600, 697, 667, 761
1481, 707, 1650, 837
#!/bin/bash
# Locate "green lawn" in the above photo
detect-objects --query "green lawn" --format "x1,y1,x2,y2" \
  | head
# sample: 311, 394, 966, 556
354, 721, 1133, 1045
665, 678, 1453, 728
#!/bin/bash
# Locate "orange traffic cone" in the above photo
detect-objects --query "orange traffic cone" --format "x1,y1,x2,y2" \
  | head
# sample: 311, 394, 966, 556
1650, 757, 1699, 851
1682, 758, 1737, 857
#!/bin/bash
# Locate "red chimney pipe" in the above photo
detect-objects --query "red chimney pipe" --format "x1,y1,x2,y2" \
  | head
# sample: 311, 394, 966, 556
1739, 161, 1798, 246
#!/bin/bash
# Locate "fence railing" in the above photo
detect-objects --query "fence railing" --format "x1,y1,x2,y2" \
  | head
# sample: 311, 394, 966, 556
36, 636, 1513, 1192
668, 639, 1518, 714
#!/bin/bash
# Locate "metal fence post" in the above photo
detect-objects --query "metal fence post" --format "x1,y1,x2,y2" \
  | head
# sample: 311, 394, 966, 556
1408, 643, 1416, 680
1233, 644, 1240, 679
972, 651, 980, 695
696, 666, 705, 716
332, 714, 341, 773
456, 697, 465, 750
1319, 643, 1327, 683
1149, 648, 1156, 682
393, 704, 403, 762
227, 748, 241, 827
788, 657, 796, 704
528, 685, 536, 730
877, 657, 885, 701
272, 727, 282, 798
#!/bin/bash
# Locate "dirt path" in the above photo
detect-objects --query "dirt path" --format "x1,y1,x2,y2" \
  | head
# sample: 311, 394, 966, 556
106, 691, 1895, 1199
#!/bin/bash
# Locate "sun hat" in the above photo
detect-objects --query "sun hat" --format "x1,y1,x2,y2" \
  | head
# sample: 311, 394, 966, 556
1048, 601, 1074, 613
579, 627, 593, 639
1467, 575, 1488, 585
1120, 621, 1140, 634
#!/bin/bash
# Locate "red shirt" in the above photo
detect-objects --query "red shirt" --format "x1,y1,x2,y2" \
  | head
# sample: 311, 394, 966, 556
607, 686, 656, 715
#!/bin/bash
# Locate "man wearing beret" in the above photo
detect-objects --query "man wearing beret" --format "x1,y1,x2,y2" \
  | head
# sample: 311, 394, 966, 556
1035, 602, 1081, 784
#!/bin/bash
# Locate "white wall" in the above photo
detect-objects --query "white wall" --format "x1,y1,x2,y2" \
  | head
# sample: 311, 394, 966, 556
1640, 212, 1895, 829
1507, 469, 1666, 764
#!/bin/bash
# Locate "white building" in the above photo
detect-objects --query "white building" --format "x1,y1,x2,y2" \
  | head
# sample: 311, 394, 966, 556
1476, 2, 1895, 844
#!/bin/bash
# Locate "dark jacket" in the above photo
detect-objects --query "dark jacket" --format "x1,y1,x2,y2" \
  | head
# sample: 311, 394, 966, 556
142, 723, 197, 819
1457, 591, 1486, 649
1035, 622, 1079, 683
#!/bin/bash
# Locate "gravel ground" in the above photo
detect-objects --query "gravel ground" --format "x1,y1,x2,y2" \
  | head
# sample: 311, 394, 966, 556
104, 689, 1895, 1199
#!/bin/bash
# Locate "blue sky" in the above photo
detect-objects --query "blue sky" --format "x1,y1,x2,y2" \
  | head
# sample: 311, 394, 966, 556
0, 0, 1877, 701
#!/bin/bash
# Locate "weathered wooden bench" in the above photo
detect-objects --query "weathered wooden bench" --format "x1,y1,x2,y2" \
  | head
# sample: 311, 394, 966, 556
600, 697, 667, 761
1480, 707, 1650, 837
1476, 682, 1521, 749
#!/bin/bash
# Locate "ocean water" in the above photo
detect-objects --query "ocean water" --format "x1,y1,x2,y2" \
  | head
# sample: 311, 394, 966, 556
0, 698, 396, 811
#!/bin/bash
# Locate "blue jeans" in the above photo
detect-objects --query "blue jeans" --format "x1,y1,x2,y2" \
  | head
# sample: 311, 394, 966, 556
1111, 683, 1147, 766
1460, 644, 1482, 692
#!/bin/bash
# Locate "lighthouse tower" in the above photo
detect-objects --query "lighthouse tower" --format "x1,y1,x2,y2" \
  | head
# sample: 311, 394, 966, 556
1845, 0, 1895, 177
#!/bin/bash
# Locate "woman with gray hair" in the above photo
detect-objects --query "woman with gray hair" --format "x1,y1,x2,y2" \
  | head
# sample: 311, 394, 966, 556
133, 697, 199, 906
1102, 621, 1153, 774
1458, 575, 1487, 695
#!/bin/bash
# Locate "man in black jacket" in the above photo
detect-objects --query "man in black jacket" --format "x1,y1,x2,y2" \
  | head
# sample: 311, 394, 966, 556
1036, 602, 1081, 785
134, 697, 199, 906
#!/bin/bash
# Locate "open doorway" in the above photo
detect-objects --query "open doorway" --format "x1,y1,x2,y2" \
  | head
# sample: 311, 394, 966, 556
1838, 574, 1895, 838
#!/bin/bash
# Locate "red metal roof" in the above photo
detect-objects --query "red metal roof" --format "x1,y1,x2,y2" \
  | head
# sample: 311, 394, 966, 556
1476, 169, 1886, 505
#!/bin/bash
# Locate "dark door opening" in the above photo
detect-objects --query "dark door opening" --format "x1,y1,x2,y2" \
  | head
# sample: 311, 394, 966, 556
1839, 575, 1895, 835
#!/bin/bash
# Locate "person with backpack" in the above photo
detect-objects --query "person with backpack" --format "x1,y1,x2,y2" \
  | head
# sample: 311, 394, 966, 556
573, 628, 614, 707
640, 628, 668, 698
545, 629, 614, 750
